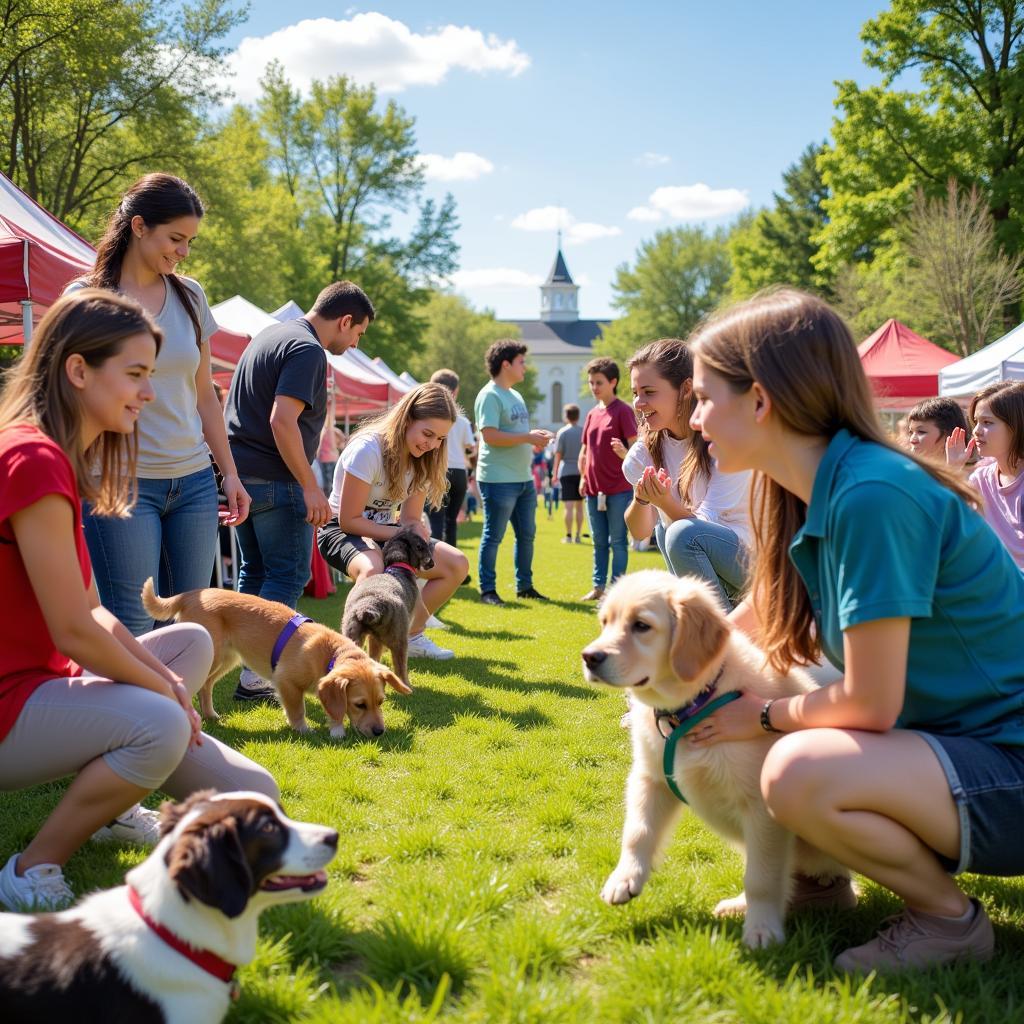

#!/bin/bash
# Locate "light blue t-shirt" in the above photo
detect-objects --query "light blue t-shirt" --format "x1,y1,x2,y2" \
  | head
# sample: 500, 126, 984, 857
474, 380, 531, 483
790, 430, 1024, 745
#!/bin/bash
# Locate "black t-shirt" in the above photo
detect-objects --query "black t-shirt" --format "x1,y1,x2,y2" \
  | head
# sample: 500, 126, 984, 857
226, 318, 327, 481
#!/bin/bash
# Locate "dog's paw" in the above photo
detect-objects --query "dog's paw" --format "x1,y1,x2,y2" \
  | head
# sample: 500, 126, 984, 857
601, 868, 645, 905
741, 914, 785, 949
290, 721, 310, 734
713, 892, 747, 918
329, 723, 346, 741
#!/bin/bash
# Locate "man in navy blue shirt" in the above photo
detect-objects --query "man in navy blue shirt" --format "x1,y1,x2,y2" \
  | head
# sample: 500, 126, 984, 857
226, 281, 373, 700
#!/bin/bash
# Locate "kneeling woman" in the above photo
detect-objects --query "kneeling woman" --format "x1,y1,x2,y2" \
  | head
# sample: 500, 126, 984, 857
622, 338, 752, 609
0, 291, 277, 911
690, 288, 1024, 971
318, 384, 469, 661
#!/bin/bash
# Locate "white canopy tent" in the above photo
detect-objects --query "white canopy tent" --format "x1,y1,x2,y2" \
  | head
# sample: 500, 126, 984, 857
270, 299, 303, 322
210, 295, 278, 337
939, 321, 1024, 397
399, 371, 418, 387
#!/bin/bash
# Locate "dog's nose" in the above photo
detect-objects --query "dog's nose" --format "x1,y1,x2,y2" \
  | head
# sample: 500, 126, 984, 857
324, 830, 339, 850
373, 725, 384, 736
581, 648, 607, 669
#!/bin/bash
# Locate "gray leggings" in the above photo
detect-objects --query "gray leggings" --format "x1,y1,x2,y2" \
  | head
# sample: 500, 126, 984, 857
0, 623, 278, 801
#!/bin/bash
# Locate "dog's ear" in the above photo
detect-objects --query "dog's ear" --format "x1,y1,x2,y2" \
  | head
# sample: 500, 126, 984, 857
166, 815, 253, 918
318, 675, 350, 721
668, 586, 729, 682
379, 666, 412, 695
158, 789, 217, 839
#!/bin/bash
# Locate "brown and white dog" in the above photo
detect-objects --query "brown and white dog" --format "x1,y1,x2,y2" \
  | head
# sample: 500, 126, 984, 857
582, 570, 853, 948
142, 578, 411, 738
0, 790, 338, 1023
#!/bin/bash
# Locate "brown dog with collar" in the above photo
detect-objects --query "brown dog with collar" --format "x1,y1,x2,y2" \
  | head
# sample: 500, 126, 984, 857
142, 579, 410, 739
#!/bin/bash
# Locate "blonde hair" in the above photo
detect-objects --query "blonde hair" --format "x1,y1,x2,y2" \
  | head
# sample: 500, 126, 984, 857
692, 288, 976, 674
627, 338, 712, 504
353, 383, 457, 508
0, 289, 162, 516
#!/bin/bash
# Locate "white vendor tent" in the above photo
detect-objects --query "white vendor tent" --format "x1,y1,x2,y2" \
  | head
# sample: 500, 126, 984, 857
939, 321, 1024, 397
270, 299, 304, 322
399, 371, 418, 387
211, 294, 278, 337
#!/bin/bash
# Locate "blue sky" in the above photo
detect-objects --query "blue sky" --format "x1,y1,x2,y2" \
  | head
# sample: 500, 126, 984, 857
219, 2, 886, 319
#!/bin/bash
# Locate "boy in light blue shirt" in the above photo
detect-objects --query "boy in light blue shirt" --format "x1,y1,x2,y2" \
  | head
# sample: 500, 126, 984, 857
474, 340, 553, 605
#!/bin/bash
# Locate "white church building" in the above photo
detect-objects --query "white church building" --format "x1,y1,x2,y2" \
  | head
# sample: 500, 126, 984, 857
502, 248, 610, 431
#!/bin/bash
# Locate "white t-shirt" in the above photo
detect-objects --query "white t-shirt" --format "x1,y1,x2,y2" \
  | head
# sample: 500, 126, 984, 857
622, 437, 753, 547
446, 414, 475, 471
330, 431, 412, 524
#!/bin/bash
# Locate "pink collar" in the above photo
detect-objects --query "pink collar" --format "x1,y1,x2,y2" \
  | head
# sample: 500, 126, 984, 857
128, 886, 237, 987
385, 561, 416, 575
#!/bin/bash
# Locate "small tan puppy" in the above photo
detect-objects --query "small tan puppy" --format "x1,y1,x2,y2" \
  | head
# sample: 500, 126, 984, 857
581, 570, 853, 948
142, 579, 410, 739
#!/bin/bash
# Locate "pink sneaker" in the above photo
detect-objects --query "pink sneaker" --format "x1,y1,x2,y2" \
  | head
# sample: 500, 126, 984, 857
834, 898, 994, 972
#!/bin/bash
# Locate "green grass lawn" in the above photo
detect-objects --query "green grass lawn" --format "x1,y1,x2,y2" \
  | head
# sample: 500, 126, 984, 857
4, 510, 1024, 1022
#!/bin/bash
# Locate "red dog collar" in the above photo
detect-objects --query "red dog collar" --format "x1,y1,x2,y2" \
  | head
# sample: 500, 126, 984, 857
385, 561, 416, 575
128, 886, 237, 987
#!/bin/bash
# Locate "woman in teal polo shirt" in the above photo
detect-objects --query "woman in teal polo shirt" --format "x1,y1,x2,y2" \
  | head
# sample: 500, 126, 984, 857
687, 288, 1024, 972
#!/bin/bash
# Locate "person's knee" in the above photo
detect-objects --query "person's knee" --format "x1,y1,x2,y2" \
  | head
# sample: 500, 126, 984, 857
760, 733, 828, 825
142, 700, 192, 782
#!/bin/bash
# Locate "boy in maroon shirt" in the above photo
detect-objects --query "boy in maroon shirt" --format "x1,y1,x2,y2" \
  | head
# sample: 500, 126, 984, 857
579, 357, 638, 600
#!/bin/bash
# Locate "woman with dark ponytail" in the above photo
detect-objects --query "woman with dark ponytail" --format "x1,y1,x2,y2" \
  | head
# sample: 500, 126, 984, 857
68, 173, 250, 637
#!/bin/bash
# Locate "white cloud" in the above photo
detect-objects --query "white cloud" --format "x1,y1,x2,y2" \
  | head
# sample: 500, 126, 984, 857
510, 205, 620, 245
449, 268, 543, 289
627, 205, 665, 222
416, 151, 494, 182
635, 152, 671, 167
222, 13, 530, 103
629, 183, 749, 222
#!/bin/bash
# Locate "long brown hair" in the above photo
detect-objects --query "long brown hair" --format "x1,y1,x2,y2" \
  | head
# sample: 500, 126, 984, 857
353, 383, 457, 508
0, 290, 163, 515
692, 288, 976, 673
627, 338, 712, 503
87, 173, 204, 346
970, 380, 1024, 471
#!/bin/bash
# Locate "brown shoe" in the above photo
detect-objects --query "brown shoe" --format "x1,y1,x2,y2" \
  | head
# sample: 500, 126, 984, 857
581, 587, 605, 601
713, 874, 857, 919
789, 874, 858, 912
834, 898, 994, 973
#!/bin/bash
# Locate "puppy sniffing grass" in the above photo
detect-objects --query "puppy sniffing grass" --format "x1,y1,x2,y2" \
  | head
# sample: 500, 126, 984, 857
142, 579, 410, 739
342, 527, 435, 686
582, 570, 854, 948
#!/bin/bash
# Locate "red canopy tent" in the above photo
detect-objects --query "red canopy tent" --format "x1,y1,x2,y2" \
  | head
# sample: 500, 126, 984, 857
858, 319, 961, 410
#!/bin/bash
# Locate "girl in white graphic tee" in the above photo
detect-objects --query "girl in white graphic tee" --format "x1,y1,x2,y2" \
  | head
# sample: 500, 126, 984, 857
318, 384, 469, 660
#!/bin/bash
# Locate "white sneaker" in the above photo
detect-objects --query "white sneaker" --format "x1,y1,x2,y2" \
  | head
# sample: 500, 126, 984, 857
91, 803, 161, 847
0, 853, 74, 911
425, 614, 448, 630
407, 633, 455, 660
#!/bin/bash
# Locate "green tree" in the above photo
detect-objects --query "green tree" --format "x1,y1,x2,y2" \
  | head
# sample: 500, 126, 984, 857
729, 143, 833, 299
1, 0, 245, 230
409, 292, 541, 413
817, 0, 1024, 277
595, 226, 732, 369
255, 67, 460, 367
184, 107, 319, 308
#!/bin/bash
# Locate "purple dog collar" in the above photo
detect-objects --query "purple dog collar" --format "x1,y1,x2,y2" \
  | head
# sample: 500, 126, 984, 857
270, 614, 312, 672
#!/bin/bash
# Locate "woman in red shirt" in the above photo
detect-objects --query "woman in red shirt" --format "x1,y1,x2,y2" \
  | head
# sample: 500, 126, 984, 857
0, 290, 277, 912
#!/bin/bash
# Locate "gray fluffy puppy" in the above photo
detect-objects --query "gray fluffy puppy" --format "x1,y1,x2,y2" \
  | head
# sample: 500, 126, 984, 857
341, 527, 434, 686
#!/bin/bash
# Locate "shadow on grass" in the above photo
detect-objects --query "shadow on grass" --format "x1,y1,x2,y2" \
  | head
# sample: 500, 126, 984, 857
453, 654, 600, 700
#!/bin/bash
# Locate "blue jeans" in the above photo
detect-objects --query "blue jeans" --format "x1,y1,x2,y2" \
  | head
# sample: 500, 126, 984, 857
478, 479, 537, 594
656, 517, 747, 610
586, 490, 631, 588
234, 478, 312, 609
84, 468, 219, 636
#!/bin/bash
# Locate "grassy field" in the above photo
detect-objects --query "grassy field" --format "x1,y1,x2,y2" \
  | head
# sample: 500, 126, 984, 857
3, 510, 1024, 1022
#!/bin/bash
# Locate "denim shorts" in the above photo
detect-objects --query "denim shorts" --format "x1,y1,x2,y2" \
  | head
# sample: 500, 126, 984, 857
915, 731, 1024, 876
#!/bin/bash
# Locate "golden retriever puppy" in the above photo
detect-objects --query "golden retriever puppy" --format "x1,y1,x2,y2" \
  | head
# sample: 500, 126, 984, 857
582, 570, 853, 948
142, 579, 410, 738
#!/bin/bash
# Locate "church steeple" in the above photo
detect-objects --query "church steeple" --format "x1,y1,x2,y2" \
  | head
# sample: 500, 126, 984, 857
540, 237, 579, 322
